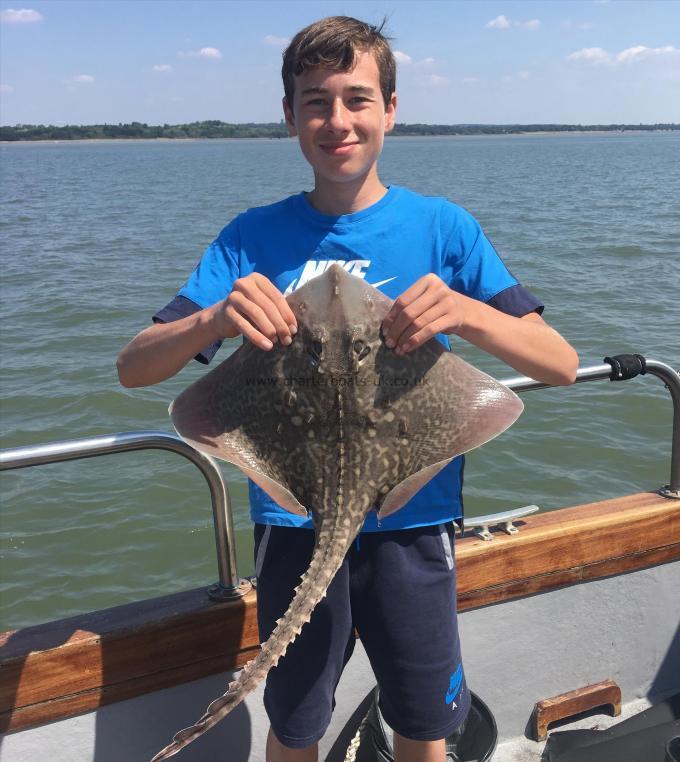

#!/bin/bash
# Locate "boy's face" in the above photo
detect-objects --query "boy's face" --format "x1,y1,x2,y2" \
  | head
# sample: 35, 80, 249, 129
283, 50, 397, 189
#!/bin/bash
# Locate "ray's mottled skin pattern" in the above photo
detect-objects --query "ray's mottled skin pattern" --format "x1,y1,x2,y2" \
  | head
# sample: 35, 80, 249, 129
153, 265, 522, 760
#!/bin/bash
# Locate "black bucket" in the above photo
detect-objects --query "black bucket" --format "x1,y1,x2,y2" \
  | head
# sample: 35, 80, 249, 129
353, 687, 497, 762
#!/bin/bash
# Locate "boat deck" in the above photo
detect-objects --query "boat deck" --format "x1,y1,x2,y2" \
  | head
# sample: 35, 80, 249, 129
496, 696, 654, 761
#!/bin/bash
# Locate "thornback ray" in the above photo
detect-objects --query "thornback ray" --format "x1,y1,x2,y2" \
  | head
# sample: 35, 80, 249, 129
151, 263, 523, 760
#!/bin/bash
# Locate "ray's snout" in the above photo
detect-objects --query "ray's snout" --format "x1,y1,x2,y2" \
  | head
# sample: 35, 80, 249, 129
291, 264, 384, 379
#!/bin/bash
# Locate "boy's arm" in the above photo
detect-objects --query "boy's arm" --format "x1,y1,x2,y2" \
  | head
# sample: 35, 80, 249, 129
116, 273, 297, 388
381, 274, 578, 386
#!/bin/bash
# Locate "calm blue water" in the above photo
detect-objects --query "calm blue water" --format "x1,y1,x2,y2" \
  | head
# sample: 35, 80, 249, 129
1, 133, 679, 629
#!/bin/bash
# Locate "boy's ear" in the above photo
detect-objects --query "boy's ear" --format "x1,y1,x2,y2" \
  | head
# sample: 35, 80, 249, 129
282, 97, 297, 137
384, 93, 397, 134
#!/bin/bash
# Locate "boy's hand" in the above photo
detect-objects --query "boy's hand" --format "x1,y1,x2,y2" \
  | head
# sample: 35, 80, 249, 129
212, 273, 297, 351
381, 274, 466, 355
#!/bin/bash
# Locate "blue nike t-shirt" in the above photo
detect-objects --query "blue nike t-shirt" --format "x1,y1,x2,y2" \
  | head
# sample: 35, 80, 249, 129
155, 185, 542, 532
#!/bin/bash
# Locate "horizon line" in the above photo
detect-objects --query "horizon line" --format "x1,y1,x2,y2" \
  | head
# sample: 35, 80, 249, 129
2, 120, 680, 128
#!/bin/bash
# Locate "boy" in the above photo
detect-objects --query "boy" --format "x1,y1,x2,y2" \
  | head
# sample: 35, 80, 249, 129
118, 16, 578, 762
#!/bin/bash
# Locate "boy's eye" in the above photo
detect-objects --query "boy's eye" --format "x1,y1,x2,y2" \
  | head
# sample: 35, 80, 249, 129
347, 97, 372, 107
304, 96, 371, 107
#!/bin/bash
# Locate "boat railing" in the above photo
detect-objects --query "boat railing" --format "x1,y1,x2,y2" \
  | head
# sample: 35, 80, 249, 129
1, 354, 678, 601
0, 430, 252, 601
504, 356, 679, 500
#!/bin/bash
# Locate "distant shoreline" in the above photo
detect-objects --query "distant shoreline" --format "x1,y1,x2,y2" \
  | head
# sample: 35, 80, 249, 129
1, 121, 678, 143
2, 130, 678, 145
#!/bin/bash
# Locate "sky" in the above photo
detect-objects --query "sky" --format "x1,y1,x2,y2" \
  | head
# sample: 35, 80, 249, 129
1, 0, 679, 126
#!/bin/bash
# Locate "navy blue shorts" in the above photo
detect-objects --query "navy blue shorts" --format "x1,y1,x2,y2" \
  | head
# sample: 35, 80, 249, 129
254, 522, 471, 748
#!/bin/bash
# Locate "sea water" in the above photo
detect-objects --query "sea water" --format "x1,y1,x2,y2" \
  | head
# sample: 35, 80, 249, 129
1, 133, 678, 628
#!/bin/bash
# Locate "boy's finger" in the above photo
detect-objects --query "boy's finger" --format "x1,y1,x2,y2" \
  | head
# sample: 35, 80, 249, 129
255, 295, 294, 346
394, 303, 446, 351
395, 315, 451, 355
381, 274, 444, 339
256, 280, 298, 343
228, 293, 280, 344
227, 310, 274, 351
396, 296, 465, 352
231, 282, 292, 344
382, 278, 429, 330
383, 289, 439, 348
257, 277, 297, 325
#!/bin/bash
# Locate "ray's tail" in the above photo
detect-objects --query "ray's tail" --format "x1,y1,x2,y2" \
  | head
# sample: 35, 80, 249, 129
150, 518, 359, 761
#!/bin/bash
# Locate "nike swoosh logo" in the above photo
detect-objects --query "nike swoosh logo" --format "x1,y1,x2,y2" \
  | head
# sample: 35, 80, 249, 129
369, 276, 397, 289
445, 665, 464, 704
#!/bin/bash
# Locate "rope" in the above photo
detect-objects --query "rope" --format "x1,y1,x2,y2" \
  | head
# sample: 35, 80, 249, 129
343, 716, 368, 762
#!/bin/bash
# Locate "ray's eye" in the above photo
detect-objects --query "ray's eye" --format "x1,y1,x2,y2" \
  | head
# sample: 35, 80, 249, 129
353, 339, 371, 361
308, 339, 323, 365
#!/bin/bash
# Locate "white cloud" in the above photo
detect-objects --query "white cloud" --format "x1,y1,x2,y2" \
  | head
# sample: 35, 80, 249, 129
616, 45, 650, 63
263, 34, 290, 47
153, 64, 172, 72
181, 47, 223, 60
566, 47, 610, 64
652, 45, 679, 56
1, 8, 43, 23
72, 74, 95, 83
486, 15, 511, 30
415, 57, 444, 68
567, 45, 680, 66
1, 83, 14, 93
462, 77, 480, 85
486, 15, 541, 30
394, 50, 413, 64
197, 47, 222, 60
424, 74, 449, 86
615, 45, 680, 64
518, 69, 531, 80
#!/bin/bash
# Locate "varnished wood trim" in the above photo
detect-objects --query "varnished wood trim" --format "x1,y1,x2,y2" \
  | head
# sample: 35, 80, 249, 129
456, 491, 679, 594
458, 542, 680, 610
1, 492, 678, 733
0, 646, 260, 732
0, 589, 260, 733
532, 679, 621, 740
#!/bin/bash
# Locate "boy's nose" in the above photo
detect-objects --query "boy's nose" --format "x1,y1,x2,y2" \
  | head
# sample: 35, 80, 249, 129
326, 100, 349, 132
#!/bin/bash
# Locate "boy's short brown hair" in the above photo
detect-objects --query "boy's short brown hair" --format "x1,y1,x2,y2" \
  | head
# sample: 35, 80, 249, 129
282, 16, 396, 109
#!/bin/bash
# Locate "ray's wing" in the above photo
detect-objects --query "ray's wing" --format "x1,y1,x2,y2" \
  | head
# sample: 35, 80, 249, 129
169, 342, 307, 517
371, 340, 523, 518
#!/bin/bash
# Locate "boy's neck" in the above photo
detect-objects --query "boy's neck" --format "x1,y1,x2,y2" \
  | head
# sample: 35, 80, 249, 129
306, 171, 388, 216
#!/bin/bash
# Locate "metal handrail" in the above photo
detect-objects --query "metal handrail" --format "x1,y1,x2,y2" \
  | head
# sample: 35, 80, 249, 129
0, 431, 252, 600
502, 358, 680, 497
0, 357, 677, 605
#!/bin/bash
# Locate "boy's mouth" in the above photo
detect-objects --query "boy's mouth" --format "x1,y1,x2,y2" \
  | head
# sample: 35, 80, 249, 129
319, 141, 359, 156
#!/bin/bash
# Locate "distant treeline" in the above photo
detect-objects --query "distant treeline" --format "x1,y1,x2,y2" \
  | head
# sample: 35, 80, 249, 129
1, 120, 678, 142
392, 122, 680, 136
0, 121, 288, 141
